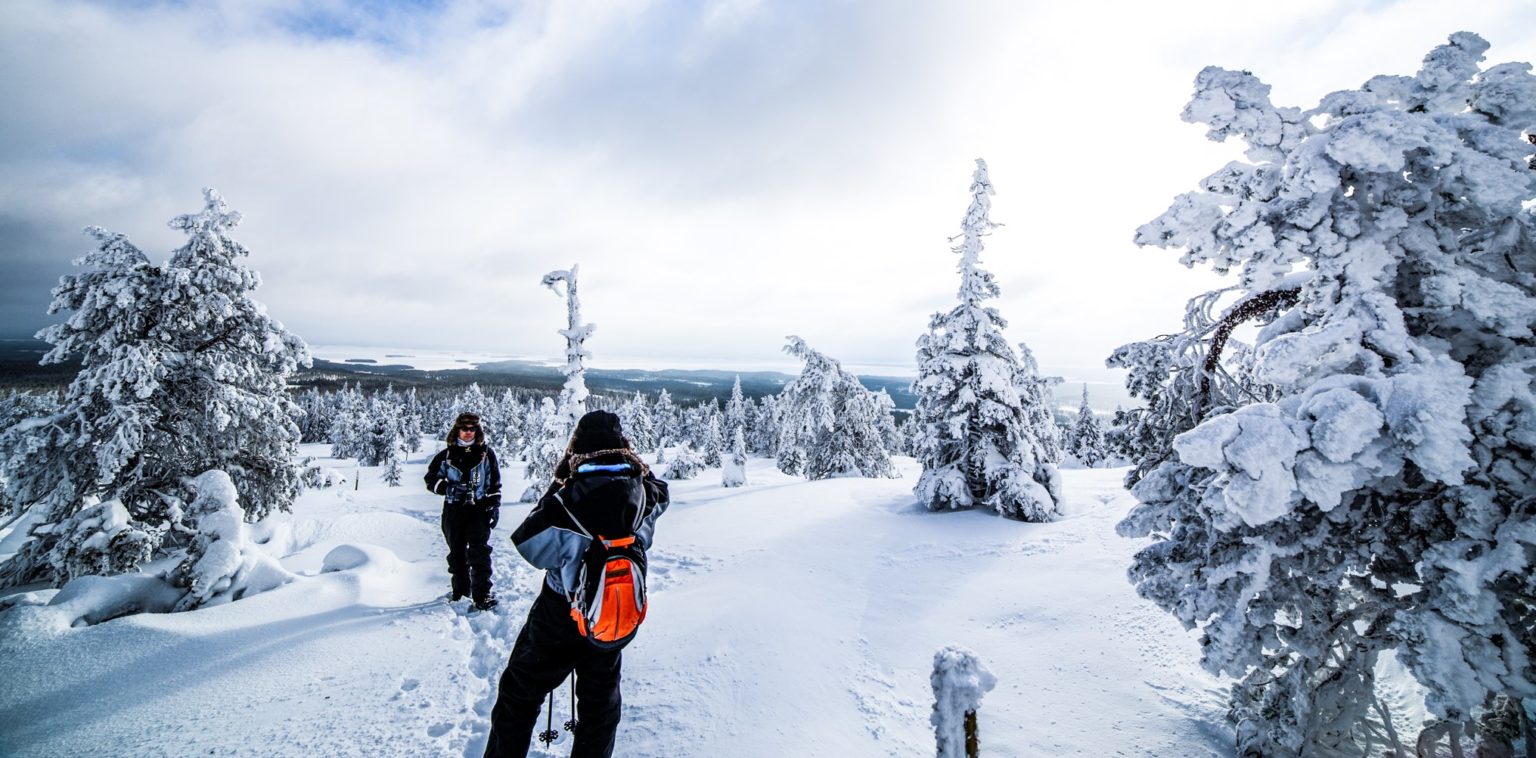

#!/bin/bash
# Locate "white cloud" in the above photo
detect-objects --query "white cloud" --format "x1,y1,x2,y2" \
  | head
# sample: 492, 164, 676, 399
1, 0, 1532, 381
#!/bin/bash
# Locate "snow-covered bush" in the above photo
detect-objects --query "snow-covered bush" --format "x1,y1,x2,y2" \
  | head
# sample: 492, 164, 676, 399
666, 444, 704, 480
170, 470, 293, 611
300, 460, 347, 490
912, 159, 1061, 521
0, 189, 309, 588
1119, 33, 1536, 756
931, 645, 997, 758
777, 336, 896, 480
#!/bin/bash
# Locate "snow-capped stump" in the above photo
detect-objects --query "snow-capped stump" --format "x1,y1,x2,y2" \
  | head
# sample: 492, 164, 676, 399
930, 645, 996, 758
1117, 32, 1536, 757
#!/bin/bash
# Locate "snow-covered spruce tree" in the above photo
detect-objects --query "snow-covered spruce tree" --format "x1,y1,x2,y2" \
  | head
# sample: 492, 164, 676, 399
1120, 34, 1536, 756
777, 336, 896, 480
911, 159, 1061, 521
522, 397, 566, 501
897, 413, 922, 457
1067, 385, 1108, 468
653, 388, 679, 450
328, 385, 367, 460
382, 451, 404, 487
0, 190, 309, 588
701, 412, 724, 467
451, 383, 492, 436
722, 428, 748, 488
872, 389, 903, 456
618, 392, 656, 454
1016, 343, 1063, 464
400, 388, 425, 454
749, 393, 780, 456
353, 397, 404, 468
724, 376, 748, 446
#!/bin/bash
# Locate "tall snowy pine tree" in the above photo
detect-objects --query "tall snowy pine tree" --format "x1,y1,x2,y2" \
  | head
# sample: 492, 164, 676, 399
911, 159, 1061, 521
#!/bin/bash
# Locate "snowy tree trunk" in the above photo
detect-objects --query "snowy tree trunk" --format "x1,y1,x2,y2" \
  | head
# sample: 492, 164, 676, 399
931, 646, 996, 758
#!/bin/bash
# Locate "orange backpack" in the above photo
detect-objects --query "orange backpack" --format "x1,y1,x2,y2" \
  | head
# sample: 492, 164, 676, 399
567, 532, 647, 649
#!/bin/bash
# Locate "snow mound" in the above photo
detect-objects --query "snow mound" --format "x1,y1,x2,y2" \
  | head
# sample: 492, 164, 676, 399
321, 543, 405, 574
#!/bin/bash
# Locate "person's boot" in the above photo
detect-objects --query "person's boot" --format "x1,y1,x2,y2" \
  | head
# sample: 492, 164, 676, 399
472, 594, 498, 612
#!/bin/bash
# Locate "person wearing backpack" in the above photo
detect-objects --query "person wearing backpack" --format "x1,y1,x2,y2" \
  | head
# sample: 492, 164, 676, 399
424, 411, 503, 611
484, 410, 669, 758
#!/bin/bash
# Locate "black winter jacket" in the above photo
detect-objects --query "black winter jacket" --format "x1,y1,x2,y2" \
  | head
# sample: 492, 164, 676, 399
424, 443, 503, 508
511, 457, 669, 596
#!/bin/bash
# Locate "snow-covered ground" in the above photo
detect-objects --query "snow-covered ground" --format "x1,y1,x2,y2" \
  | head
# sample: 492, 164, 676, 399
0, 447, 1230, 757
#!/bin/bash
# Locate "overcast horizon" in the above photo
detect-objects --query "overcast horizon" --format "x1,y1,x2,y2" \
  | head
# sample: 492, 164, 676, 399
4, 1, 1535, 384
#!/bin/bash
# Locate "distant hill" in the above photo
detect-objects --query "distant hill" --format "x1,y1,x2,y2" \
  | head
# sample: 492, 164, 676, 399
0, 340, 919, 409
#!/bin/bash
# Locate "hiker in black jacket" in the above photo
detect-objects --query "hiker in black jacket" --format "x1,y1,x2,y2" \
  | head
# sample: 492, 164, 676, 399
485, 410, 669, 758
424, 412, 503, 611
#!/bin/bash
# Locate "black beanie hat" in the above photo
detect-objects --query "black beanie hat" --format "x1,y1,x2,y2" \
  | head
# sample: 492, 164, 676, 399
569, 410, 626, 454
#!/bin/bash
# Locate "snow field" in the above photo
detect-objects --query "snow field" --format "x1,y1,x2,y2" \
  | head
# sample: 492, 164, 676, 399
0, 445, 1229, 756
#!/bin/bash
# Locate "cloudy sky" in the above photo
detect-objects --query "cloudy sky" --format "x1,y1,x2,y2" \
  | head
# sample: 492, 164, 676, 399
3, 0, 1534, 380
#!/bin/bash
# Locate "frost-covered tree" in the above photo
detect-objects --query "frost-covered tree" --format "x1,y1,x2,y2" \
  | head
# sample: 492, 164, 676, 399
451, 383, 493, 436
382, 451, 404, 487
354, 397, 405, 468
522, 397, 566, 500
518, 265, 595, 497
1016, 344, 1063, 464
328, 385, 367, 460
722, 428, 748, 488
871, 389, 903, 455
724, 376, 748, 445
653, 388, 679, 449
0, 189, 309, 588
777, 336, 896, 480
617, 392, 656, 453
400, 388, 425, 454
749, 393, 780, 456
700, 412, 724, 468
1066, 385, 1108, 468
911, 159, 1061, 521
1118, 34, 1536, 757
542, 265, 592, 427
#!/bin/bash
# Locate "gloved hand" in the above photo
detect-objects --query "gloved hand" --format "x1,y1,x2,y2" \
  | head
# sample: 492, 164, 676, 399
484, 502, 500, 529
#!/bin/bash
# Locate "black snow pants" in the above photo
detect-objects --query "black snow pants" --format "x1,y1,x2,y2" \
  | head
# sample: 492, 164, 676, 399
484, 585, 623, 758
441, 503, 493, 600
